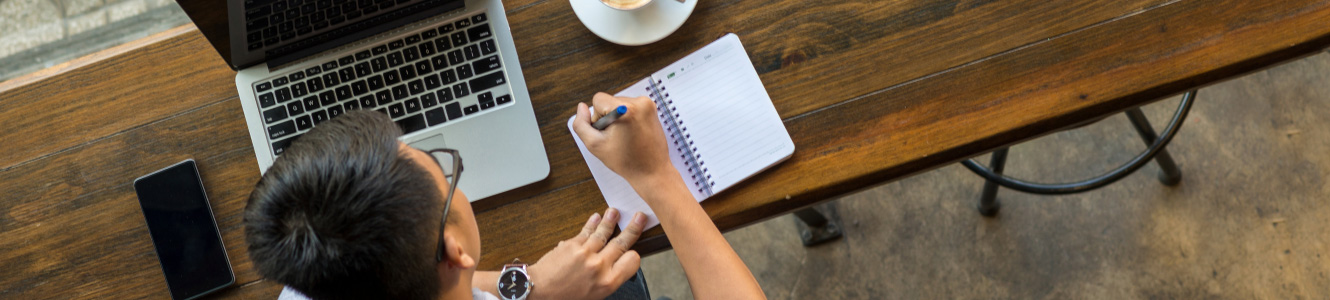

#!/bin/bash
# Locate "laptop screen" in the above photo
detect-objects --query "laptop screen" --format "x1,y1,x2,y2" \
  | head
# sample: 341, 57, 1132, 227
178, 0, 465, 70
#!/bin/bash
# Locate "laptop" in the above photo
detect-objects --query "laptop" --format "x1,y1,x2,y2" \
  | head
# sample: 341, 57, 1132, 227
177, 0, 550, 201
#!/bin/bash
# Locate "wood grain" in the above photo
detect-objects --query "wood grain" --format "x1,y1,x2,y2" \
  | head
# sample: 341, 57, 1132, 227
2, 0, 1328, 298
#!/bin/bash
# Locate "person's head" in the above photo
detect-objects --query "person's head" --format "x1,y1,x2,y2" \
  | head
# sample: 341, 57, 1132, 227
244, 110, 482, 300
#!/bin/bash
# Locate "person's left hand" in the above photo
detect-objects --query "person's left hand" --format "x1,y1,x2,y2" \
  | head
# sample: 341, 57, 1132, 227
525, 207, 647, 300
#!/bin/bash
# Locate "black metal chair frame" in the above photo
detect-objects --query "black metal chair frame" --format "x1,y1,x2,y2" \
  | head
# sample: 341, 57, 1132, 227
960, 90, 1197, 216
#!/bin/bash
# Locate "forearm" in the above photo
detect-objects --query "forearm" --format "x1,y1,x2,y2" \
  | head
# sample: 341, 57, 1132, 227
631, 175, 765, 300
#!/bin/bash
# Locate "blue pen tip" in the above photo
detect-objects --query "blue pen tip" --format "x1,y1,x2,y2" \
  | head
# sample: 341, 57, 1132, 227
615, 105, 627, 114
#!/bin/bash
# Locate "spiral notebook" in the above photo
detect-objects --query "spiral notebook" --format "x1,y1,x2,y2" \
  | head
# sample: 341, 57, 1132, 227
568, 34, 795, 230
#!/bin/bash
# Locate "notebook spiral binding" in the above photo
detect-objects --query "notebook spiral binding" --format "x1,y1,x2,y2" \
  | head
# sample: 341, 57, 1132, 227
648, 79, 714, 196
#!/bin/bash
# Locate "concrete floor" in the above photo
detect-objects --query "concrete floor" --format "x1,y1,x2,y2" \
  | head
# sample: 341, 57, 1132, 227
641, 52, 1330, 299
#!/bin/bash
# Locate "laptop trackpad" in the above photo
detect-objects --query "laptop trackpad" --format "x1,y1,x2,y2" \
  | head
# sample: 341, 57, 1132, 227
407, 134, 447, 150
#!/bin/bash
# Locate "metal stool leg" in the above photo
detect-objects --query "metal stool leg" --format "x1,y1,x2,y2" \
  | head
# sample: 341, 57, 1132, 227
792, 202, 842, 246
978, 148, 1009, 217
1124, 108, 1183, 186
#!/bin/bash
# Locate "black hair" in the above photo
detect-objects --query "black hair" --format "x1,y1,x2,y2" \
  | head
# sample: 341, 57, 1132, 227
244, 110, 443, 300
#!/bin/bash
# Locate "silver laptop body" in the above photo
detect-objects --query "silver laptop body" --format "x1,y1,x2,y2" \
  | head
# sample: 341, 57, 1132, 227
233, 0, 549, 201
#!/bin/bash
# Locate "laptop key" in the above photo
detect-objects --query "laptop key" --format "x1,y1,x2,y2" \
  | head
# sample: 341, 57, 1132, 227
276, 87, 292, 102
259, 92, 277, 107
463, 105, 479, 115
463, 44, 479, 60
312, 110, 329, 125
456, 64, 473, 79
388, 40, 404, 50
376, 90, 393, 106
422, 29, 437, 39
468, 71, 505, 93
339, 67, 356, 82
396, 114, 426, 134
359, 95, 376, 108
383, 69, 400, 85
399, 65, 417, 80
274, 77, 289, 86
454, 18, 470, 29
421, 93, 438, 108
319, 91, 336, 105
367, 74, 384, 90
322, 72, 340, 86
423, 74, 441, 90
355, 50, 371, 60
392, 84, 408, 99
452, 83, 469, 97
257, 82, 273, 92
418, 42, 435, 57
445, 102, 463, 119
322, 61, 338, 70
425, 107, 447, 126
405, 97, 421, 113
291, 81, 308, 97
471, 13, 486, 24
373, 45, 388, 55
440, 69, 457, 84
435, 38, 451, 51
387, 51, 404, 67
268, 121, 297, 139
262, 106, 288, 123
467, 23, 491, 41
479, 39, 496, 55
480, 101, 495, 110
303, 96, 321, 110
388, 103, 406, 118
431, 56, 449, 70
305, 66, 321, 76
407, 79, 425, 95
405, 33, 421, 45
328, 105, 344, 118
450, 32, 467, 47
354, 62, 371, 76
338, 55, 355, 65
272, 136, 295, 155
496, 94, 512, 105
438, 24, 454, 34
447, 50, 463, 65
307, 77, 324, 92
335, 85, 352, 100
295, 115, 313, 130
477, 91, 492, 104
404, 47, 420, 62
436, 87, 453, 102
343, 100, 360, 110
286, 101, 304, 115
473, 55, 500, 74
371, 57, 387, 73
351, 80, 369, 95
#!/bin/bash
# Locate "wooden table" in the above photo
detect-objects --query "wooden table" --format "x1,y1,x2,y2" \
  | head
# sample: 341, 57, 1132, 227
3, 0, 1328, 298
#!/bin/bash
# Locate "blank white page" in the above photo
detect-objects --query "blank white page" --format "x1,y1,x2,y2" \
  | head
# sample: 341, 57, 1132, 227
566, 78, 709, 230
651, 33, 794, 192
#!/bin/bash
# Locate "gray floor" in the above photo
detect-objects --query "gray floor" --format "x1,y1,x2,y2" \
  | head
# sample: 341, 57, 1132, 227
641, 52, 1330, 299
0, 0, 188, 81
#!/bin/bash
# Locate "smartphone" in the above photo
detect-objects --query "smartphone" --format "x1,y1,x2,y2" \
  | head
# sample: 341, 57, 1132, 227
133, 159, 235, 300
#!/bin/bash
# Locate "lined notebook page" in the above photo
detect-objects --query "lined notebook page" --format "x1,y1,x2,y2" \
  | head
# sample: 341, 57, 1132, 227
651, 33, 794, 192
567, 78, 708, 230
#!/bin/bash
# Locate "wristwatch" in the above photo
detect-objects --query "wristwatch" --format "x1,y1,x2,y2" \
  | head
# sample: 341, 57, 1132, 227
496, 259, 533, 300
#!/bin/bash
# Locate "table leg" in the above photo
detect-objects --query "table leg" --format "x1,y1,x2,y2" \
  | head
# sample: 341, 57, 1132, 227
792, 203, 843, 246
978, 148, 1009, 217
1125, 108, 1183, 186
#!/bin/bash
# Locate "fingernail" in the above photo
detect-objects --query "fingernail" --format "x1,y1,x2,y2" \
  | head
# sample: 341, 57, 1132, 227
606, 208, 618, 220
589, 213, 601, 224
633, 212, 646, 226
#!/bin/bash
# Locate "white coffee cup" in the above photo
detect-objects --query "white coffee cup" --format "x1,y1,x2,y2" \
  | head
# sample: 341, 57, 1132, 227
600, 0, 653, 10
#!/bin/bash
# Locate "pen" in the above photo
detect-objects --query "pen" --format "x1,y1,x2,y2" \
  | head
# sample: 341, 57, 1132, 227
592, 105, 628, 130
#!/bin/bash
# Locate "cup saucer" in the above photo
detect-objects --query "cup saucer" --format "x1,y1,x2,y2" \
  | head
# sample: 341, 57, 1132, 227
569, 0, 697, 46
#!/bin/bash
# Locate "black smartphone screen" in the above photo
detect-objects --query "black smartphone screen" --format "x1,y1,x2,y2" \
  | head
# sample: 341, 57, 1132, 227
133, 160, 235, 300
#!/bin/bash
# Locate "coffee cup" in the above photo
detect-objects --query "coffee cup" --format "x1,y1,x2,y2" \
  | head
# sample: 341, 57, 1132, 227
600, 0, 653, 11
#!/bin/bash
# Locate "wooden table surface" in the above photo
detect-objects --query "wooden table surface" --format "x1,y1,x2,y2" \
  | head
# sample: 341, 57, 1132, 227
3, 0, 1328, 298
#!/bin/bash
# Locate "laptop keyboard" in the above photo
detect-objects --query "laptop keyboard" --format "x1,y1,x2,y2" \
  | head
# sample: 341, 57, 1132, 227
255, 11, 514, 156
244, 0, 421, 51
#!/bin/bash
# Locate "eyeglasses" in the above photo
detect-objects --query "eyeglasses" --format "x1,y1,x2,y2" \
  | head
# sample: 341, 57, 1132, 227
421, 148, 463, 263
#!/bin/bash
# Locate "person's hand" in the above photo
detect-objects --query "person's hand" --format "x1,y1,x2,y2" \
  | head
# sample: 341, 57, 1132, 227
571, 92, 677, 186
527, 208, 647, 300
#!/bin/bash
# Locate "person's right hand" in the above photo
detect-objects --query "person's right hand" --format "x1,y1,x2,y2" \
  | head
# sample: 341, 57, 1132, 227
571, 92, 677, 185
527, 208, 648, 300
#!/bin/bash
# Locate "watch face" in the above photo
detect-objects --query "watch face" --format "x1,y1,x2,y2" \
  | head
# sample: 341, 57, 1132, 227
498, 269, 530, 299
